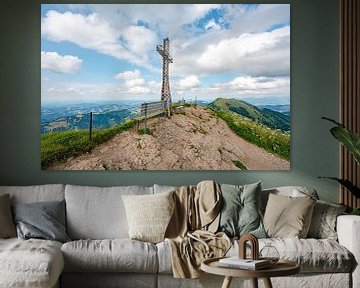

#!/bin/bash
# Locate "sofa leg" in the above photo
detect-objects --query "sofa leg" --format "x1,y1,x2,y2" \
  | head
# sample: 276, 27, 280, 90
251, 278, 258, 288
221, 276, 232, 288
263, 277, 273, 288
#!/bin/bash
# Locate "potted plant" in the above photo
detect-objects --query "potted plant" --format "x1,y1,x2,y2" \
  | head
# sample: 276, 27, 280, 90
320, 117, 360, 215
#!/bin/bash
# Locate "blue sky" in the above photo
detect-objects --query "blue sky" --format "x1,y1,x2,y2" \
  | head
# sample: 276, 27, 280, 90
41, 4, 290, 105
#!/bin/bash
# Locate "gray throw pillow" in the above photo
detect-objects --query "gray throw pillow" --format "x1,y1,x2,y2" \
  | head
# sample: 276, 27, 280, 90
12, 200, 70, 243
307, 200, 347, 240
0, 194, 16, 238
218, 182, 266, 238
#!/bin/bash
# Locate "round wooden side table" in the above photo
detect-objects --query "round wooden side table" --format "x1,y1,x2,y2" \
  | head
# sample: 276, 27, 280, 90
201, 257, 300, 288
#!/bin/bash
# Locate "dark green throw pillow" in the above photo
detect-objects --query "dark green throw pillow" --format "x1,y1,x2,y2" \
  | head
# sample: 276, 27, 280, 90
218, 182, 266, 238
12, 200, 70, 243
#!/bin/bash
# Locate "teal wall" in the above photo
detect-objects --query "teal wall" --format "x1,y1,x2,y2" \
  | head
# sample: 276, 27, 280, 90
0, 0, 340, 202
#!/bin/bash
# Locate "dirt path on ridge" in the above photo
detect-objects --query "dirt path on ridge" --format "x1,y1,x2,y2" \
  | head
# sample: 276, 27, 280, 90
49, 106, 290, 170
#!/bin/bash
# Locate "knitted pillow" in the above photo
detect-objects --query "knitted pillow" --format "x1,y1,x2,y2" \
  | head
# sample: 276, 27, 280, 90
122, 191, 175, 243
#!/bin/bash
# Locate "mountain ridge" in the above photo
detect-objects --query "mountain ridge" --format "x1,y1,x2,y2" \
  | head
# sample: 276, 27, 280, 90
48, 106, 289, 170
208, 98, 290, 132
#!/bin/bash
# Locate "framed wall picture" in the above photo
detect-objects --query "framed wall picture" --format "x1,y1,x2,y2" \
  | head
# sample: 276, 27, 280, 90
41, 4, 290, 170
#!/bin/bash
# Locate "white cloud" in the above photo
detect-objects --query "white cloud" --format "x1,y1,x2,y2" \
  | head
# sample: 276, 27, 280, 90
173, 26, 289, 77
204, 19, 221, 31
114, 69, 141, 80
41, 51, 82, 74
178, 75, 201, 90
41, 10, 156, 69
114, 69, 145, 87
212, 76, 290, 95
41, 4, 290, 103
42, 77, 162, 104
122, 25, 157, 57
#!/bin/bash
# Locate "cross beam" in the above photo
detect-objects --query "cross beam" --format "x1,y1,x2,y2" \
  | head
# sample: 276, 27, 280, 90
157, 38, 173, 117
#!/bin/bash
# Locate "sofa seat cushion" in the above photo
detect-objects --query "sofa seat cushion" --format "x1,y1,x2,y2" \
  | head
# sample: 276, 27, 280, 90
0, 238, 64, 288
231, 238, 354, 273
157, 238, 353, 274
62, 239, 158, 273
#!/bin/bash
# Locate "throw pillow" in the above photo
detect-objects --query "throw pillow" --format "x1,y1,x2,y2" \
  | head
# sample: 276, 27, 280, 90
122, 191, 175, 243
263, 193, 316, 238
0, 194, 16, 238
218, 182, 266, 238
307, 200, 347, 240
12, 200, 70, 243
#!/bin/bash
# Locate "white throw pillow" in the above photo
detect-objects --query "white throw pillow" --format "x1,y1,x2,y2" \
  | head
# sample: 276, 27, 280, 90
122, 191, 175, 243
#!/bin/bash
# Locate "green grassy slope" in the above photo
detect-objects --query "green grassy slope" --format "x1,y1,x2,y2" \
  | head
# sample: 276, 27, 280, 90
41, 120, 136, 169
211, 109, 290, 160
208, 98, 290, 132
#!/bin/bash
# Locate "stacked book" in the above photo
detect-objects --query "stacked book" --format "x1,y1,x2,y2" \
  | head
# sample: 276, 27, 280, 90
218, 257, 271, 270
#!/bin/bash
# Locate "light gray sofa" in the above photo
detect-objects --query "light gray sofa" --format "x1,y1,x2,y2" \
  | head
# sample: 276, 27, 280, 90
0, 184, 359, 288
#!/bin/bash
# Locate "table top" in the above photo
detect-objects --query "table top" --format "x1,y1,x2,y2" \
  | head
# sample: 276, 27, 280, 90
201, 257, 300, 278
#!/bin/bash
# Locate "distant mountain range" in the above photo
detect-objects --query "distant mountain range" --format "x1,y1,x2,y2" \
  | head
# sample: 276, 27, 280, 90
41, 99, 290, 134
208, 98, 290, 132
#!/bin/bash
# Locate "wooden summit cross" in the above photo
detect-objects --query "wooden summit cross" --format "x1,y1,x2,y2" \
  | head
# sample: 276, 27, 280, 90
157, 38, 173, 117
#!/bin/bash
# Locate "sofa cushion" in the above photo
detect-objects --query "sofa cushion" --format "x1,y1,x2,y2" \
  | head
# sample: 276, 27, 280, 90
0, 194, 16, 238
263, 194, 316, 238
65, 185, 153, 239
261, 186, 319, 213
0, 184, 65, 204
0, 238, 64, 288
12, 200, 70, 243
61, 239, 158, 273
122, 191, 175, 243
218, 182, 266, 238
157, 237, 353, 274
307, 200, 347, 240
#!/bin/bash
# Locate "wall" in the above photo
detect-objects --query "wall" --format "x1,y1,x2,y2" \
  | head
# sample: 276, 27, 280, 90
0, 0, 340, 202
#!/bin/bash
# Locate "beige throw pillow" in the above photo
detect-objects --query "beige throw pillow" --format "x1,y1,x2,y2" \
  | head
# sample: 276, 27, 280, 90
263, 193, 316, 238
122, 191, 175, 243
0, 194, 16, 238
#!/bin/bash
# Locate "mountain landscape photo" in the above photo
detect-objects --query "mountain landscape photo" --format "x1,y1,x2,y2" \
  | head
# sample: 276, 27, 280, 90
41, 4, 290, 170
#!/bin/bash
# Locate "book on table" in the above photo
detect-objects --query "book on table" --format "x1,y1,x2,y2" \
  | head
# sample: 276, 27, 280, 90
218, 257, 271, 270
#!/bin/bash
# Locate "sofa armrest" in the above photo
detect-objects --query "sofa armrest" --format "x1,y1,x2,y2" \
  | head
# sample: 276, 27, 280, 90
337, 215, 360, 288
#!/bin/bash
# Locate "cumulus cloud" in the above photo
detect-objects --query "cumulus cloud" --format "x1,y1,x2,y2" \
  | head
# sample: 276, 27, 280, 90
114, 69, 141, 80
41, 10, 156, 68
178, 75, 201, 90
41, 51, 82, 73
122, 26, 157, 57
212, 76, 290, 95
42, 77, 162, 104
204, 19, 221, 31
114, 69, 145, 87
41, 4, 290, 103
173, 26, 289, 77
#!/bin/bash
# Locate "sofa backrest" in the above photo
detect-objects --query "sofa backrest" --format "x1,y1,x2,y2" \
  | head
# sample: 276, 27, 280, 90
65, 184, 154, 240
0, 184, 65, 204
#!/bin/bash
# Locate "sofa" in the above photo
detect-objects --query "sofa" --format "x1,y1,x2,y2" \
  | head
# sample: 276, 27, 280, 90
0, 183, 359, 288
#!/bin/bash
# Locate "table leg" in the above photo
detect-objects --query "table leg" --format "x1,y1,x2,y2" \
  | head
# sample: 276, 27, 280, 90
263, 277, 273, 288
221, 276, 233, 288
251, 278, 258, 288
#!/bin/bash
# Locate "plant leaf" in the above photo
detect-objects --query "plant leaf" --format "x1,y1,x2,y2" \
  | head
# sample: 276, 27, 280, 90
330, 127, 360, 165
319, 177, 360, 199
322, 117, 360, 165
